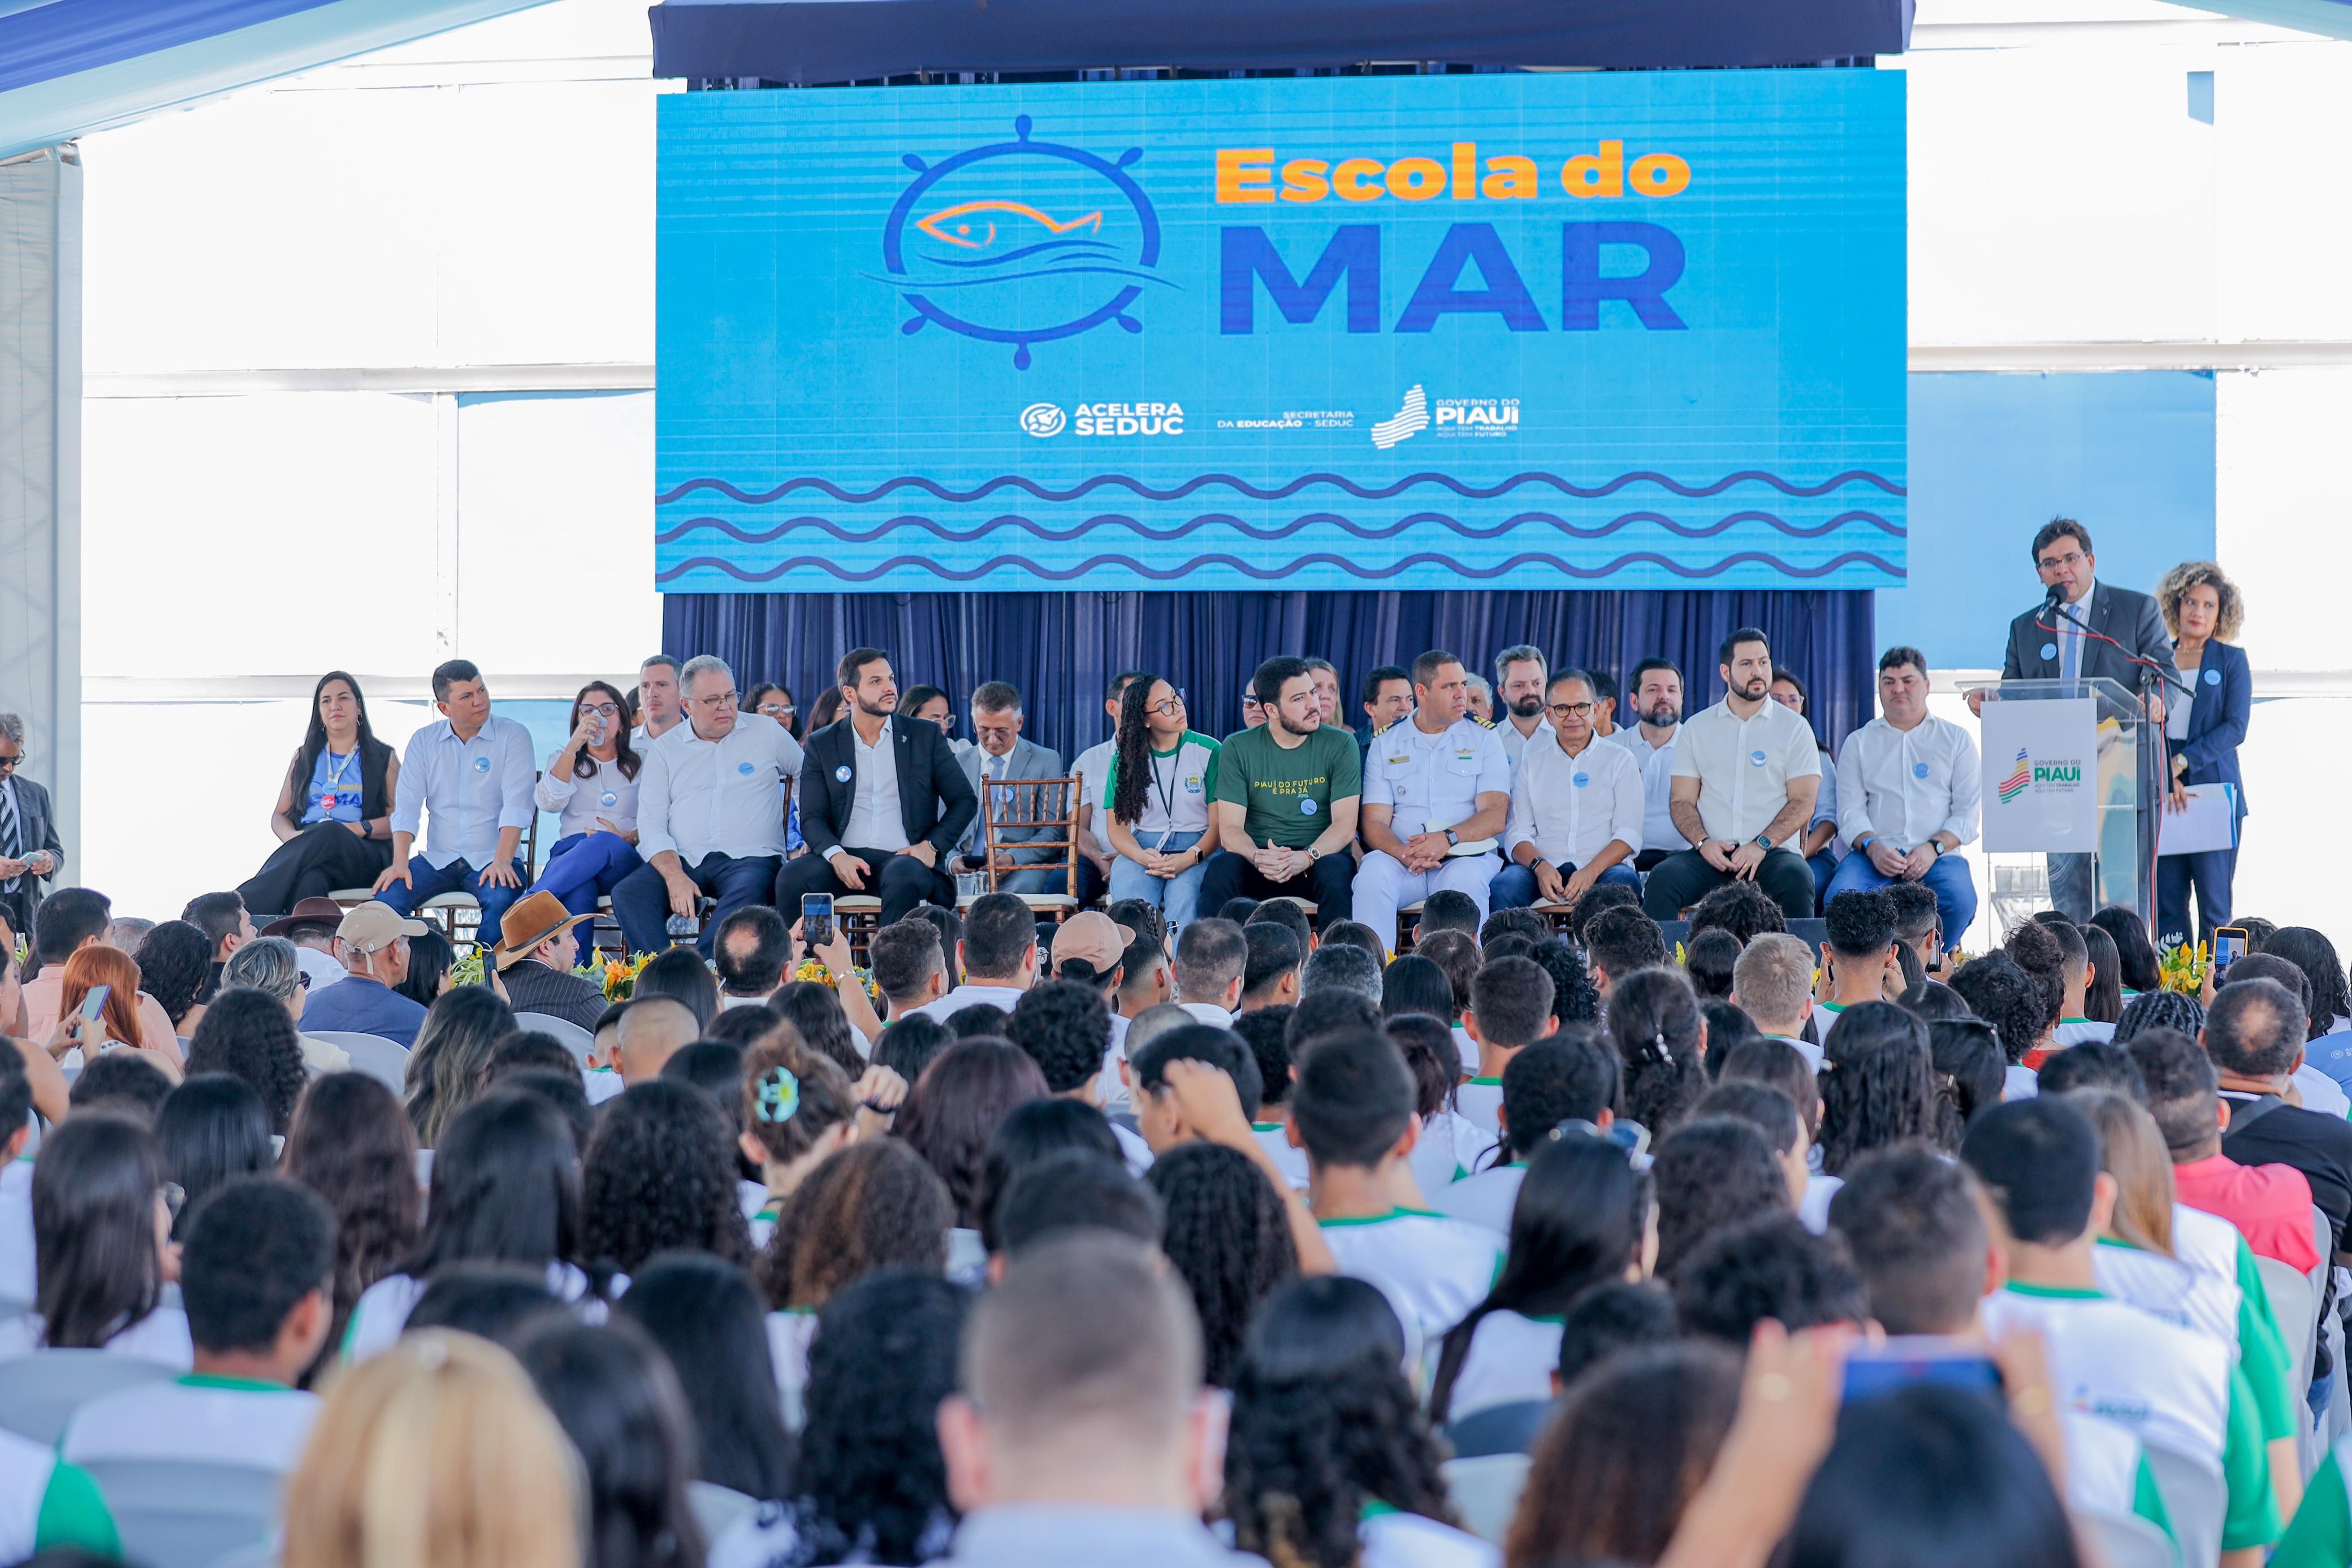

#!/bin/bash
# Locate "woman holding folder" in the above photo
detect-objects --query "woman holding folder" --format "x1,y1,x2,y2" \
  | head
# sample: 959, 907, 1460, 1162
2156, 560, 2250, 950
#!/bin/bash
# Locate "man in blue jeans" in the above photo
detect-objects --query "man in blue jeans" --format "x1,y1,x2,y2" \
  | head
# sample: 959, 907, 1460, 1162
374, 659, 536, 934
1492, 669, 1644, 912
1824, 646, 1981, 950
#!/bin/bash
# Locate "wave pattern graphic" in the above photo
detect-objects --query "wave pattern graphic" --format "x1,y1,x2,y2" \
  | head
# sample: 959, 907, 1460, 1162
654, 469, 1906, 507
657, 551, 1905, 586
656, 509, 1904, 547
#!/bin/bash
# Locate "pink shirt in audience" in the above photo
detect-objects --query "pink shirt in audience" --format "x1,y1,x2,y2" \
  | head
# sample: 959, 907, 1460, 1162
2173, 1152, 2320, 1273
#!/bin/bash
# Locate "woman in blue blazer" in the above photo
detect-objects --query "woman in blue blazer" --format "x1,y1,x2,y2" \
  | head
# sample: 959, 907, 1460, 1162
2155, 561, 2250, 950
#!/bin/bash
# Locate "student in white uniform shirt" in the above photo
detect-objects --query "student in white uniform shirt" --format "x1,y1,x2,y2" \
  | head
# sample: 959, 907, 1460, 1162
1452, 957, 1559, 1154
344, 1091, 609, 1363
0, 1425, 118, 1561
0, 1112, 192, 1367
1072, 670, 1148, 912
736, 1036, 903, 1249
1437, 1034, 1620, 1235
1228, 1275, 1502, 1568
1297, 1028, 1505, 1349
1491, 669, 1644, 915
1964, 1097, 2281, 1558
2039, 916, 2119, 1048
63, 1177, 333, 1474
905, 893, 1038, 1024
1429, 1130, 1653, 1431
1233, 1009, 1311, 1190
1602, 657, 1686, 873
1728, 933, 1824, 1071
1352, 651, 1511, 954
373, 656, 539, 934
1171, 917, 1247, 1025
1812, 889, 1903, 1042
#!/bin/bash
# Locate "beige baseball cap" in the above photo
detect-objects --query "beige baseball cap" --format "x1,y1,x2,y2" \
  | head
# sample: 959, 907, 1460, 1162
336, 900, 431, 955
1052, 911, 1129, 976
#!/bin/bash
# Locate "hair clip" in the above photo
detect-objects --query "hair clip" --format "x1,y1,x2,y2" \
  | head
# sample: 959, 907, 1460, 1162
1650, 1029, 1674, 1064
755, 1065, 801, 1125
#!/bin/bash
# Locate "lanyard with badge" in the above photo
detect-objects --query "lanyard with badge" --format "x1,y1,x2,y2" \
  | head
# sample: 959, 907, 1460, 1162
1148, 749, 1182, 851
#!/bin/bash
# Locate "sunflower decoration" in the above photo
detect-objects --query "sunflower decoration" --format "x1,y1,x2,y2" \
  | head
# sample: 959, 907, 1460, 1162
2158, 941, 2208, 997
794, 956, 883, 1005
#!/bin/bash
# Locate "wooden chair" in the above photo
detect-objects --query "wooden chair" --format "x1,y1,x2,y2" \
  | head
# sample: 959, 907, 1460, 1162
974, 774, 1084, 926
332, 777, 543, 952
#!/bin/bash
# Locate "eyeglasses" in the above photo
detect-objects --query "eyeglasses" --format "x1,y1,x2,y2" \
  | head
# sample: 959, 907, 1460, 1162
296, 972, 312, 990
0, 755, 20, 772
1547, 701, 1594, 718
158, 1182, 186, 1221
1147, 697, 1186, 717
688, 690, 739, 709
758, 702, 795, 717
580, 702, 620, 718
2037, 549, 2088, 571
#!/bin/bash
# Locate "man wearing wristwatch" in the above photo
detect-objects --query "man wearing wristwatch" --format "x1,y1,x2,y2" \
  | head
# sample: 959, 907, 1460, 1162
1352, 651, 1511, 953
1823, 646, 1981, 952
1642, 628, 1823, 920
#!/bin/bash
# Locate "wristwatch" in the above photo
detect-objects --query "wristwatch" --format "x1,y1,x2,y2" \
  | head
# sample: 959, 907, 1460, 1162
1443, 828, 1460, 847
1752, 833, 1774, 851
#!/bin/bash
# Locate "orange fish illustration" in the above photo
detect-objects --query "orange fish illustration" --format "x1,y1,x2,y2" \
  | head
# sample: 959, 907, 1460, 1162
914, 200, 1105, 251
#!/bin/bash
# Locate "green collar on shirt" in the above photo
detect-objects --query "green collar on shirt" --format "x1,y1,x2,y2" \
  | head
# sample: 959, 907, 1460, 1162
754, 1209, 779, 1224
1360, 1501, 1401, 1521
1251, 1123, 1284, 1133
2003, 1281, 2104, 1301
1467, 1076, 1502, 1086
178, 1373, 289, 1393
1318, 1208, 1444, 1228
2061, 1016, 2091, 1025
2092, 1236, 2144, 1254
1818, 1001, 1847, 1015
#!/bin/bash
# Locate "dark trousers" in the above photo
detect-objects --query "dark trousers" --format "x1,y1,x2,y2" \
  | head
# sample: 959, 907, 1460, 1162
2157, 846, 2238, 952
612, 851, 782, 958
774, 846, 956, 930
1641, 846, 1817, 921
1197, 849, 1356, 929
237, 821, 394, 920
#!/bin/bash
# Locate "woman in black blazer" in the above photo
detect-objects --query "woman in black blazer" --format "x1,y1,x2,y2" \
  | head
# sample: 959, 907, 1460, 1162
2155, 561, 2250, 950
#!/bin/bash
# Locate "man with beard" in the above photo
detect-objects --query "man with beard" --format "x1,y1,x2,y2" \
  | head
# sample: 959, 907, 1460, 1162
774, 647, 980, 926
1199, 656, 1363, 929
1641, 628, 1822, 920
1605, 657, 1688, 873
1492, 645, 1550, 767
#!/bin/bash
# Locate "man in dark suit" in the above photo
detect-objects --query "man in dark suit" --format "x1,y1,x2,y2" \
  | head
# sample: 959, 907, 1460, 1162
776, 648, 981, 927
0, 713, 64, 942
1972, 518, 2180, 921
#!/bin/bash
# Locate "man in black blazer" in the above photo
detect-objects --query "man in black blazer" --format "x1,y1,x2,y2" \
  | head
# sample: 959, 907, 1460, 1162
1971, 518, 2181, 920
776, 649, 980, 928
0, 713, 64, 942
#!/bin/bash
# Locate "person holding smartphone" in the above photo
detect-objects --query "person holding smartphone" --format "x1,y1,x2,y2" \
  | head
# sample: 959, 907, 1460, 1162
1102, 677, 1221, 931
526, 680, 643, 965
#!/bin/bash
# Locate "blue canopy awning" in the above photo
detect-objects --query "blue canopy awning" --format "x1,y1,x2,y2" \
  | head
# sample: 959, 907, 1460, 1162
648, 0, 1911, 84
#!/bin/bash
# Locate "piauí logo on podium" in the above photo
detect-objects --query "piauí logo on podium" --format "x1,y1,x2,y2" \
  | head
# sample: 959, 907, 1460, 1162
1998, 747, 2033, 804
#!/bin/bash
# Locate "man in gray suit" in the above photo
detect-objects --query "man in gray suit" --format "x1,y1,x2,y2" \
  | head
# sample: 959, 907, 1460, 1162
958, 682, 1071, 895
0, 713, 64, 941
1970, 518, 2181, 921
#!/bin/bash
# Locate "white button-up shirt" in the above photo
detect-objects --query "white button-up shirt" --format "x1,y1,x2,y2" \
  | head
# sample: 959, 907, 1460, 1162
832, 717, 910, 856
390, 716, 537, 869
1506, 729, 1645, 868
1604, 724, 1682, 854
1835, 713, 1981, 852
1363, 717, 1509, 834
1498, 720, 1546, 767
1670, 699, 1821, 845
637, 713, 805, 867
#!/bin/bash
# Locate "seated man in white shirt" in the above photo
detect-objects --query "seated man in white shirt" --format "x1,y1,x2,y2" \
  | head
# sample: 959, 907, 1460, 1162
1729, 932, 1822, 1070
611, 655, 805, 958
907, 893, 1038, 1023
1171, 918, 1246, 1025
1491, 669, 1644, 913
1826, 646, 1981, 951
374, 658, 538, 933
61, 1176, 333, 1474
1351, 651, 1511, 954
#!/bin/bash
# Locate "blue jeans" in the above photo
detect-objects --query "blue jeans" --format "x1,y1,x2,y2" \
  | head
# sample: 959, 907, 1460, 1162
2157, 845, 2238, 952
1489, 859, 1641, 911
611, 850, 782, 959
377, 856, 529, 937
1108, 831, 1207, 929
531, 832, 645, 964
1807, 851, 1839, 913
1824, 851, 1978, 952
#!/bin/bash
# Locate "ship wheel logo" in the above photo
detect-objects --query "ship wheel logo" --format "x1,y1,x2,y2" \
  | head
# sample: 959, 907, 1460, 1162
880, 115, 1166, 370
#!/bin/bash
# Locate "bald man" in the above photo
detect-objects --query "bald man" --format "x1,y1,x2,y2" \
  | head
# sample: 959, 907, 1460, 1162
608, 996, 699, 1084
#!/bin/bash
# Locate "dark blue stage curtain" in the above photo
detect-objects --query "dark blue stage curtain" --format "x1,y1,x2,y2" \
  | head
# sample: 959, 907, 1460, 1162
664, 590, 1876, 763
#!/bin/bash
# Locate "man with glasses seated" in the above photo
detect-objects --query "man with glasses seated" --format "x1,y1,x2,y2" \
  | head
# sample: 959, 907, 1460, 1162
1490, 669, 1645, 913
609, 655, 805, 957
0, 713, 62, 941
373, 659, 537, 934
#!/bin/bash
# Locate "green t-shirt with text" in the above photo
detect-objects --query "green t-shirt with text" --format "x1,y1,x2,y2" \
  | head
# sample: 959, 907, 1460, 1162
1214, 724, 1362, 848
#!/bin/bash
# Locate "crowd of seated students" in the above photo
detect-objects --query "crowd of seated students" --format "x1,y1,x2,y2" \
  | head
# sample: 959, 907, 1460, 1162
11, 850, 2352, 1567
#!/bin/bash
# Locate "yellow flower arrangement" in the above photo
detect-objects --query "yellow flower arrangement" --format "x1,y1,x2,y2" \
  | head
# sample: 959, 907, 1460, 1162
2158, 941, 2208, 996
586, 951, 657, 1002
794, 956, 882, 1005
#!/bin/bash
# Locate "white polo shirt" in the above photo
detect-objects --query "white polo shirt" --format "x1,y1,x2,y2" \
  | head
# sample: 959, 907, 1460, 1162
1669, 698, 1821, 846
62, 1375, 320, 1472
1834, 713, 1981, 853
1505, 730, 1644, 871
1363, 718, 1510, 841
1319, 1209, 1504, 1349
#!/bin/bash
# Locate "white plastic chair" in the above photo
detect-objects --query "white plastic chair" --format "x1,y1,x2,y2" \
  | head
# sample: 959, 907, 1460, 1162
1440, 1453, 1529, 1547
2255, 1255, 2320, 1396
513, 1012, 595, 1067
79, 1458, 283, 1568
689, 1480, 758, 1544
2083, 1509, 2178, 1568
305, 1031, 410, 1095
0, 1351, 179, 1444
2141, 1441, 2223, 1568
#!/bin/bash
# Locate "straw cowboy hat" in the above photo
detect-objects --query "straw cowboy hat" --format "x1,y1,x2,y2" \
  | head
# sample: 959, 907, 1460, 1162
492, 890, 596, 971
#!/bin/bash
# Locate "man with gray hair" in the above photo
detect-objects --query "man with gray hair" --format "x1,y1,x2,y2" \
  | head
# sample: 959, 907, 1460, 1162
1492, 644, 1550, 766
1300, 941, 1384, 1005
1731, 932, 1821, 1069
957, 681, 1070, 895
611, 654, 805, 958
0, 712, 64, 941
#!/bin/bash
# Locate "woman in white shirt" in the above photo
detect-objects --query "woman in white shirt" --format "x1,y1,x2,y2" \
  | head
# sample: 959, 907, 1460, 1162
0, 1112, 192, 1366
1102, 676, 1222, 932
526, 681, 644, 966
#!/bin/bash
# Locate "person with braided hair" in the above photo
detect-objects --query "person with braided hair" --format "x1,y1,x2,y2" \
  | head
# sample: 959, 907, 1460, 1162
1225, 1275, 1481, 1568
2115, 984, 2205, 1045
1603, 967, 1710, 1140
1146, 1142, 1299, 1391
1947, 949, 2048, 1100
1813, 1000, 1937, 1179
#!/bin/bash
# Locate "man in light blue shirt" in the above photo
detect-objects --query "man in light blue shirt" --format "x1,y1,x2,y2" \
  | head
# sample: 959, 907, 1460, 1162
374, 659, 537, 932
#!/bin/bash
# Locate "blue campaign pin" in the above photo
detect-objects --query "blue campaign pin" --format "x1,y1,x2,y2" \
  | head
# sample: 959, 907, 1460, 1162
1300, 798, 1319, 816
834, 764, 852, 783
2040, 642, 2059, 661
1749, 750, 1766, 766
473, 756, 491, 774
737, 761, 756, 776
1913, 762, 1930, 779
2204, 668, 2221, 686
1572, 772, 1589, 788
599, 791, 619, 808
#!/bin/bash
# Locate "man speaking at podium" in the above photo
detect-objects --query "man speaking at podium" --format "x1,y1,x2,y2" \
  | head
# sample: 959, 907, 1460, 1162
1973, 518, 2179, 922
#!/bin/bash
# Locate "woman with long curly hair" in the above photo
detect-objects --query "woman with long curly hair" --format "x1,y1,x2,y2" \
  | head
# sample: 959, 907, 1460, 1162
1225, 1275, 1476, 1568
1947, 950, 2047, 1099
184, 986, 310, 1134
283, 1072, 422, 1371
527, 679, 646, 966
1814, 1000, 1937, 1177
134, 919, 213, 1037
1101, 675, 1222, 932
1145, 1141, 1298, 1390
582, 1079, 752, 1276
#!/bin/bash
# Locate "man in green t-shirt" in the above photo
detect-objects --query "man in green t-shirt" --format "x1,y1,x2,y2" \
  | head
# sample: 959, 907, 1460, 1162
1200, 656, 1362, 930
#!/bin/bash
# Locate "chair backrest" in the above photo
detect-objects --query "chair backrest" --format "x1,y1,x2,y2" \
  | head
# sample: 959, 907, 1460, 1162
79, 1457, 284, 1568
2255, 1255, 2320, 1394
2083, 1509, 2180, 1568
513, 1013, 595, 1066
1443, 1398, 1554, 1460
2141, 1441, 2223, 1568
688, 1480, 758, 1544
979, 774, 1081, 893
0, 1351, 180, 1444
306, 1032, 410, 1095
2313, 1205, 2332, 1288
1439, 1453, 1529, 1547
